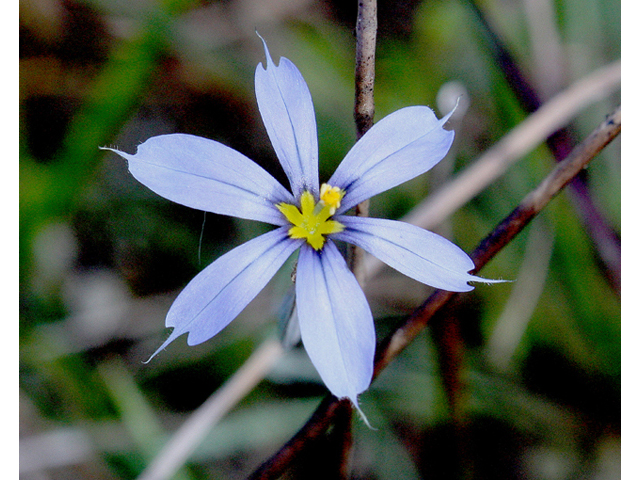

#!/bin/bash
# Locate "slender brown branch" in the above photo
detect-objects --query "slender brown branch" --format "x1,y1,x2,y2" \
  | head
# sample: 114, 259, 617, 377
467, 0, 620, 292
377, 105, 621, 372
248, 5, 379, 479
365, 60, 620, 276
346, 0, 376, 473
349, 0, 378, 283
246, 106, 620, 479
354, 0, 377, 140
137, 339, 284, 480
246, 397, 351, 480
331, 402, 354, 480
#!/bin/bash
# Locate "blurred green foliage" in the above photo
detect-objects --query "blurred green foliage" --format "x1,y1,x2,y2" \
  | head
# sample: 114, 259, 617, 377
20, 0, 620, 479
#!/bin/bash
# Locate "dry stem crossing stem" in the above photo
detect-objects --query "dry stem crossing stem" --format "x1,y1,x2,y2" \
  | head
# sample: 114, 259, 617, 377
375, 105, 621, 375
349, 0, 378, 285
247, 105, 621, 480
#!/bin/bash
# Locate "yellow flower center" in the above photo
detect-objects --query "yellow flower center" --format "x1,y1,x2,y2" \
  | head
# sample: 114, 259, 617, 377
319, 183, 344, 214
276, 184, 345, 251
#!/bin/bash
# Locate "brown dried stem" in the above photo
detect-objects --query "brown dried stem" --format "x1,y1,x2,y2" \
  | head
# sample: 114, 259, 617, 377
349, 0, 378, 284
376, 105, 620, 373
354, 0, 377, 140
246, 105, 620, 480
249, 3, 379, 478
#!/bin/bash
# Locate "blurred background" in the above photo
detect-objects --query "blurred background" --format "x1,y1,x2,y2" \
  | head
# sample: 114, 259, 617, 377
19, 0, 620, 479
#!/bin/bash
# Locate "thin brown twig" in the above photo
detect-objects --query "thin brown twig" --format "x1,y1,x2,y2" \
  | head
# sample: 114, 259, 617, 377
331, 399, 355, 480
246, 397, 351, 480
468, 0, 620, 292
366, 60, 620, 273
249, 4, 378, 479
246, 106, 620, 479
138, 339, 284, 480
376, 105, 621, 374
354, 0, 377, 140
342, 0, 376, 474
349, 0, 378, 285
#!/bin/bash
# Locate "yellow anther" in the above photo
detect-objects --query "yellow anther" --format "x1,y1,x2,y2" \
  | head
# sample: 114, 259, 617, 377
276, 190, 345, 251
319, 183, 344, 215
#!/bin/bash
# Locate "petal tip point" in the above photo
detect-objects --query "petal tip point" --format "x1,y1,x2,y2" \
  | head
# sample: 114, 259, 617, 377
351, 398, 375, 430
255, 31, 275, 70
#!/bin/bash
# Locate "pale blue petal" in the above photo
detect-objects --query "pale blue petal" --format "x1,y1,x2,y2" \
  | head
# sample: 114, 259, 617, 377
295, 242, 375, 405
334, 216, 498, 292
329, 106, 455, 214
102, 134, 293, 226
254, 37, 319, 197
147, 227, 300, 360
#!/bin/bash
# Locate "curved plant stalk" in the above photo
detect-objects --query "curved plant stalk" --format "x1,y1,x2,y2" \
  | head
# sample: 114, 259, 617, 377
363, 60, 621, 280
137, 339, 284, 480
137, 4, 380, 479
467, 0, 620, 291
248, 106, 621, 480
349, 0, 378, 286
